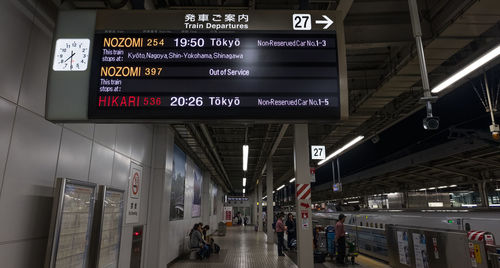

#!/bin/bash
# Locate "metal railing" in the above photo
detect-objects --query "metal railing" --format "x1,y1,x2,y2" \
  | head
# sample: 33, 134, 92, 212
486, 245, 500, 268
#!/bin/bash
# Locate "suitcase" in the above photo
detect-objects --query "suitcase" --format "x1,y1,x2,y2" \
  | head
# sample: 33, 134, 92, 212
314, 250, 327, 263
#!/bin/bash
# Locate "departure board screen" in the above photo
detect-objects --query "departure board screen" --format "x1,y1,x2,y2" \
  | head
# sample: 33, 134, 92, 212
82, 11, 342, 120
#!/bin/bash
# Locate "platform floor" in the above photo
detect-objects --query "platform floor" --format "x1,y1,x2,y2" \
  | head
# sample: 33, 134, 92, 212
169, 226, 390, 268
169, 226, 298, 268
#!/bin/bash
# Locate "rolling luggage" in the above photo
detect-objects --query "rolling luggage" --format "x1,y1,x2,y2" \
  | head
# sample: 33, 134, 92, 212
314, 250, 327, 263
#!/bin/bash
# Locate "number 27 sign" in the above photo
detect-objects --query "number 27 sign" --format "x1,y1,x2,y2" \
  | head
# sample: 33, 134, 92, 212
311, 145, 326, 160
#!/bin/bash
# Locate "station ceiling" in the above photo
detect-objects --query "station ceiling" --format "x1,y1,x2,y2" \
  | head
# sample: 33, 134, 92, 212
68, 0, 500, 194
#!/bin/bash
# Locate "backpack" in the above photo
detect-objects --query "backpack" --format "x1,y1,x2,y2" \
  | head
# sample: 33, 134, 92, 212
213, 243, 221, 254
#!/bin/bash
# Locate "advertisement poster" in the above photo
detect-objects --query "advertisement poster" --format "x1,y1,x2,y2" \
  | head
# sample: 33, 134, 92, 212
126, 163, 142, 224
191, 165, 202, 218
397, 231, 410, 265
224, 207, 232, 223
413, 233, 430, 268
170, 145, 186, 220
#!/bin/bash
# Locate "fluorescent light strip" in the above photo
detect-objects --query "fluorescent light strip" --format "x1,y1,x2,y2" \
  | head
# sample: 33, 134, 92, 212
243, 188, 245, 194
289, 178, 296, 183
243, 145, 249, 171
318, 136, 364, 165
276, 184, 285, 191
242, 178, 246, 187
262, 195, 267, 200
432, 44, 500, 93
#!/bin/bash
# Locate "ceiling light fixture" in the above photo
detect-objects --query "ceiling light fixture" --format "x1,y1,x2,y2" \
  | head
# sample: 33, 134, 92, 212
242, 178, 246, 187
276, 184, 285, 191
243, 188, 245, 194
318, 136, 364, 165
242, 145, 249, 171
431, 44, 500, 94
289, 178, 296, 183
262, 195, 267, 200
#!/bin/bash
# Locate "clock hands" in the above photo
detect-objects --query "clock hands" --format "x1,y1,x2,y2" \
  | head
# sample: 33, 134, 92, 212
64, 51, 76, 63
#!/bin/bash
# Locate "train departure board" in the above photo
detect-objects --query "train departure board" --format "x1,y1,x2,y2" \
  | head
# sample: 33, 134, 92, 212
47, 10, 346, 121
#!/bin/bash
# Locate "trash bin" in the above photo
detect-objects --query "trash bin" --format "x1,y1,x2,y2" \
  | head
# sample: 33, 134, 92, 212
218, 222, 227, 236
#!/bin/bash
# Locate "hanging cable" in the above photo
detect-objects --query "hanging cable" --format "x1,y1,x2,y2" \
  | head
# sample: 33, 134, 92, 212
471, 81, 488, 110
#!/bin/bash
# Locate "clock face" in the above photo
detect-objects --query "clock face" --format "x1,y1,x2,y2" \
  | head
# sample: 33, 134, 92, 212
53, 38, 90, 71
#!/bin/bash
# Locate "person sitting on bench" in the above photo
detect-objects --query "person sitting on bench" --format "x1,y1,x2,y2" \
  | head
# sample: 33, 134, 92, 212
189, 224, 210, 259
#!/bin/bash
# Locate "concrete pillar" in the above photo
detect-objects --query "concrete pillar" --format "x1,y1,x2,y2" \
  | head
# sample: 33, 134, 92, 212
294, 124, 314, 268
252, 190, 257, 226
266, 158, 274, 243
258, 180, 263, 232
201, 171, 211, 225
478, 182, 489, 207
144, 125, 175, 268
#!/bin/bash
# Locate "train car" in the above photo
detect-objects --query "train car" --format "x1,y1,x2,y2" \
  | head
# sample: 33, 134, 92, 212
311, 210, 500, 262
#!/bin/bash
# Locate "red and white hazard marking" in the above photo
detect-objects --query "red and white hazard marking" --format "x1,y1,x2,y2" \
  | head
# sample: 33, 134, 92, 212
132, 172, 140, 195
296, 183, 311, 200
468, 230, 486, 241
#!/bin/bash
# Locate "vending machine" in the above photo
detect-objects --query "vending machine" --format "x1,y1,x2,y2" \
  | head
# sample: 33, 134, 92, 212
45, 178, 97, 268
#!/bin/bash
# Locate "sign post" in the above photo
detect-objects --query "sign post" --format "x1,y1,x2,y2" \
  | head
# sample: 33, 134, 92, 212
294, 124, 314, 267
126, 163, 142, 224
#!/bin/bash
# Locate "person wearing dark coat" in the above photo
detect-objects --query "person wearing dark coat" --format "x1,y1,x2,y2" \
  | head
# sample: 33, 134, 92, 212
285, 213, 296, 249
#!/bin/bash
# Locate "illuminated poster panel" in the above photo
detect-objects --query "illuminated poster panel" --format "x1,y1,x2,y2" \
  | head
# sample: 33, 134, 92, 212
45, 179, 97, 268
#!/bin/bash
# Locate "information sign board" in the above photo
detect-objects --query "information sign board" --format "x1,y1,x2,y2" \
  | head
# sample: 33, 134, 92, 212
126, 163, 142, 224
45, 178, 97, 268
46, 10, 346, 121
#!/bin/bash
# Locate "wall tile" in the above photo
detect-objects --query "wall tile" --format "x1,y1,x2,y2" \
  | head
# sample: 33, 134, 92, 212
18, 22, 52, 116
0, 98, 16, 192
139, 166, 150, 225
56, 128, 92, 181
64, 123, 95, 140
0, 238, 47, 267
131, 125, 153, 166
94, 124, 117, 150
116, 125, 135, 157
89, 142, 114, 186
0, 0, 32, 103
111, 152, 130, 190
0, 108, 61, 242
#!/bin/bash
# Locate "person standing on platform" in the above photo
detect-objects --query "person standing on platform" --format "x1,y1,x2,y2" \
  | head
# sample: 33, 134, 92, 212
335, 214, 346, 264
276, 213, 287, 256
285, 213, 296, 249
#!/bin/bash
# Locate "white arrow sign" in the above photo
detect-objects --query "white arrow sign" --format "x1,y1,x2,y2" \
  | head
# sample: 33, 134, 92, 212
315, 15, 333, 29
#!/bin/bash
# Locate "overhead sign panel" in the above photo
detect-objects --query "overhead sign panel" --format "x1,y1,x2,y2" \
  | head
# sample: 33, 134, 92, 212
46, 10, 344, 121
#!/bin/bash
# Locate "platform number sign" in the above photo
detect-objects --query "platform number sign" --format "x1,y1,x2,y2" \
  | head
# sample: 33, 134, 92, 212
311, 145, 326, 160
293, 14, 312, 30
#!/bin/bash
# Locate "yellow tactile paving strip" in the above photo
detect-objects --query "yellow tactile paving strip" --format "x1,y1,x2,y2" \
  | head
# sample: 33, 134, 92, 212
169, 226, 298, 268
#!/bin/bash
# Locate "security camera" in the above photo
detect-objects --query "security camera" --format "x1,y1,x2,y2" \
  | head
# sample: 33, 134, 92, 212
423, 116, 439, 130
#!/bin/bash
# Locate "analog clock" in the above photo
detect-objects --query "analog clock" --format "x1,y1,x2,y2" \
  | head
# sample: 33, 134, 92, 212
52, 38, 90, 71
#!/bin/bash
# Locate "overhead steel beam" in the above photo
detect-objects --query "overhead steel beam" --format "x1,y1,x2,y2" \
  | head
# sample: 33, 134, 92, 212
416, 164, 480, 180
199, 124, 234, 191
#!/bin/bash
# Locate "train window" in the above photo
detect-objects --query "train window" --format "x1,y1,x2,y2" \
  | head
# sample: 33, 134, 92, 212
375, 223, 378, 228
380, 223, 384, 229
360, 222, 363, 226
370, 223, 373, 228
465, 223, 471, 232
